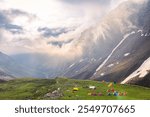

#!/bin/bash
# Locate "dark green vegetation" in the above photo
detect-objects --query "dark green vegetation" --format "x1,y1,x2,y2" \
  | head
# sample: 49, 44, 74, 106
0, 78, 150, 100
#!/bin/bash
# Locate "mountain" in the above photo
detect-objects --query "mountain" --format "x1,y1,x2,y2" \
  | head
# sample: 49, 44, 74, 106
0, 52, 44, 78
11, 53, 68, 78
90, 0, 150, 86
91, 30, 150, 82
63, 1, 137, 79
63, 0, 150, 87
63, 58, 102, 79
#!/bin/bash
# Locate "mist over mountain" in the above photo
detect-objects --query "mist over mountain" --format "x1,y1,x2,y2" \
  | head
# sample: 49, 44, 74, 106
63, 0, 149, 76
0, 51, 46, 78
63, 0, 150, 87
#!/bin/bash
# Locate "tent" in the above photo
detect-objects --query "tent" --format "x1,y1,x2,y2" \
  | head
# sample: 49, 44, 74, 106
123, 92, 127, 96
98, 92, 103, 96
113, 92, 118, 96
73, 88, 79, 91
89, 86, 96, 90
119, 92, 123, 96
91, 93, 97, 96
88, 93, 92, 96
107, 93, 112, 96
107, 89, 111, 92
111, 88, 115, 92
108, 83, 113, 87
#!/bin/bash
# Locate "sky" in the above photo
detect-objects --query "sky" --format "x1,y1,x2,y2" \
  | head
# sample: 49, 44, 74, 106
0, 0, 147, 60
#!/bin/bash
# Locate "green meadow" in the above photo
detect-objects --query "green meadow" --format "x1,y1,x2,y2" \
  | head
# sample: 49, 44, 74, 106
0, 78, 150, 100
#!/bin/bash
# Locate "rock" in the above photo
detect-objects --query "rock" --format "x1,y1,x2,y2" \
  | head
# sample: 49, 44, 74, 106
44, 90, 63, 99
35, 90, 39, 94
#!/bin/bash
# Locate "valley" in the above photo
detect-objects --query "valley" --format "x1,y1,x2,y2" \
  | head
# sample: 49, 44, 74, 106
0, 78, 149, 100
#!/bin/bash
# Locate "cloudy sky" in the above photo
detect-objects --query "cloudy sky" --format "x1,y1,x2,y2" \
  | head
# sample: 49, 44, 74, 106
0, 0, 146, 59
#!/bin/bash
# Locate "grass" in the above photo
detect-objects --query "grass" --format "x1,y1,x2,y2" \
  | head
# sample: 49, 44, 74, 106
0, 78, 150, 100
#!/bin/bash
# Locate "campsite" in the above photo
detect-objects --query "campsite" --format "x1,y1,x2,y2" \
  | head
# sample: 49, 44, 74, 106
0, 78, 150, 100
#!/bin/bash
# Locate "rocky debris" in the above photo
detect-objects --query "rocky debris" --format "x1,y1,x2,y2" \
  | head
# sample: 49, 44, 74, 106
44, 90, 63, 99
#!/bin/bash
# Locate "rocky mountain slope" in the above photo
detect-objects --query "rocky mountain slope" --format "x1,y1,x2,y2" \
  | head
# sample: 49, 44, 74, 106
63, 0, 150, 87
0, 70, 14, 82
90, 1, 150, 86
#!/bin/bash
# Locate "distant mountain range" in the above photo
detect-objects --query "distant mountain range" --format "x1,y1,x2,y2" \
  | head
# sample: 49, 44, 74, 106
0, 52, 46, 79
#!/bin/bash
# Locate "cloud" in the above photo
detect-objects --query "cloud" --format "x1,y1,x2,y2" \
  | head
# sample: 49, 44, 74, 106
60, 0, 111, 5
59, 0, 112, 19
0, 10, 23, 34
48, 39, 74, 47
38, 27, 76, 38
0, 0, 148, 63
0, 11, 9, 24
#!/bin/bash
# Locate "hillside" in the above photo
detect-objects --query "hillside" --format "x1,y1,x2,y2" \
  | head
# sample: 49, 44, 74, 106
0, 70, 14, 82
0, 52, 45, 78
0, 78, 149, 100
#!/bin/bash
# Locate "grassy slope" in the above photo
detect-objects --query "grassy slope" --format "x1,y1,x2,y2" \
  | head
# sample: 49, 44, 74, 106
0, 78, 150, 100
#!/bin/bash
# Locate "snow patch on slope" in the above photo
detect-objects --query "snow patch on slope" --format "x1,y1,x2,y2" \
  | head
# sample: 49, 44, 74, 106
94, 31, 136, 75
121, 57, 150, 84
124, 53, 130, 57
69, 63, 75, 68
138, 30, 150, 37
107, 64, 114, 68
100, 73, 105, 76
79, 59, 84, 63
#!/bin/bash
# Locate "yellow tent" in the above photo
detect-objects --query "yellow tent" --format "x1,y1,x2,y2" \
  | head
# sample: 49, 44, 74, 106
108, 83, 113, 87
73, 88, 79, 91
